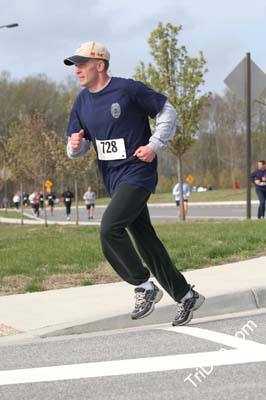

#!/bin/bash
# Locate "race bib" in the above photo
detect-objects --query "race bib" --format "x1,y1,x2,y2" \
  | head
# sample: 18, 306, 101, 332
96, 138, 126, 161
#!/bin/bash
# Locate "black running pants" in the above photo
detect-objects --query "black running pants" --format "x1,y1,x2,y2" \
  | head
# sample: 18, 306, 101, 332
100, 184, 190, 302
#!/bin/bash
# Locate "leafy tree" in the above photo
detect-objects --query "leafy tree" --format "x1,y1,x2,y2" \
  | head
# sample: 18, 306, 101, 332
6, 112, 58, 187
134, 22, 210, 219
54, 91, 105, 199
0, 72, 80, 142
3, 112, 57, 223
0, 71, 18, 140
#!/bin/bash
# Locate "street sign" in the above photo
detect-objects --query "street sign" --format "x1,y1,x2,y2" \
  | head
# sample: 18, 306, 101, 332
224, 57, 266, 102
185, 175, 194, 185
45, 180, 53, 189
224, 54, 266, 219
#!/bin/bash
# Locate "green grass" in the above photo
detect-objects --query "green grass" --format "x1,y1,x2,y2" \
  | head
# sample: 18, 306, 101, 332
25, 281, 45, 293
155, 220, 266, 270
0, 224, 104, 274
149, 189, 258, 203
0, 210, 34, 220
0, 220, 265, 294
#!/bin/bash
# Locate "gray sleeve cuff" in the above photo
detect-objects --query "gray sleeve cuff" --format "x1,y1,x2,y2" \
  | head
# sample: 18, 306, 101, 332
67, 139, 90, 159
148, 141, 161, 153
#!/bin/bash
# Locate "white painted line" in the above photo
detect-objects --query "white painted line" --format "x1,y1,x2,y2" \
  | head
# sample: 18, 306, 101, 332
1, 348, 266, 386
1, 326, 266, 386
162, 326, 264, 351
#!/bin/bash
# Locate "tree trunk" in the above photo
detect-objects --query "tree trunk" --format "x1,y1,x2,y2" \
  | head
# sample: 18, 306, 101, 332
176, 155, 185, 221
215, 133, 221, 184
43, 183, 48, 227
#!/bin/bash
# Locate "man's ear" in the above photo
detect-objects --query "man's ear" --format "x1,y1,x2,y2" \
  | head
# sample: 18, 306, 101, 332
97, 60, 105, 72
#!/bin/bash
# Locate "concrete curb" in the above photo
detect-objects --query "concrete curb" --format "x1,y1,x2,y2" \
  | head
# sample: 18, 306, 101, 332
40, 287, 266, 338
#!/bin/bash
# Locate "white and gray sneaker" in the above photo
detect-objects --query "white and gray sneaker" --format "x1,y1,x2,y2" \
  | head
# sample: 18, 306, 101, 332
131, 282, 164, 320
172, 286, 205, 326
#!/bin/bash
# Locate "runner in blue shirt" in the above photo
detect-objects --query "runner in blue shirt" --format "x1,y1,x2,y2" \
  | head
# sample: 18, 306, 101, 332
64, 41, 204, 326
251, 160, 266, 218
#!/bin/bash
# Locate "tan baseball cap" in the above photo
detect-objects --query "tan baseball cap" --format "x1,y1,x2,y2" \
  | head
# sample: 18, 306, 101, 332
64, 41, 110, 65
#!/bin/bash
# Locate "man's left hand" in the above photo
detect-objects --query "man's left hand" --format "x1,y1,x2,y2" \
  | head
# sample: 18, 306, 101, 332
134, 145, 156, 163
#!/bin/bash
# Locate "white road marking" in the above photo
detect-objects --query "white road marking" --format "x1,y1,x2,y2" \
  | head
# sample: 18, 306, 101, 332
162, 326, 264, 350
0, 327, 265, 386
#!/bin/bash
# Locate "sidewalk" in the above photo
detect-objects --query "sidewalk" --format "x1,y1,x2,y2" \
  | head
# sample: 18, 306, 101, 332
0, 256, 265, 341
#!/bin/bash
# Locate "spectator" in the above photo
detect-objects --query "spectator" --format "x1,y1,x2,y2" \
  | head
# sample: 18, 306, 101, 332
83, 186, 96, 219
172, 182, 190, 218
251, 160, 266, 219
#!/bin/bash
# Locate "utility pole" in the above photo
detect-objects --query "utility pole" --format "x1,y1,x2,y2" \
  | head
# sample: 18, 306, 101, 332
245, 53, 251, 219
0, 23, 19, 29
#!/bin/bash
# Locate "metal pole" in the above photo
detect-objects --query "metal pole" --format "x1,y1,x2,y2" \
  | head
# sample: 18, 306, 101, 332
43, 139, 48, 227
43, 183, 48, 227
20, 181, 24, 225
0, 23, 19, 29
4, 177, 8, 214
246, 53, 251, 219
75, 179, 79, 225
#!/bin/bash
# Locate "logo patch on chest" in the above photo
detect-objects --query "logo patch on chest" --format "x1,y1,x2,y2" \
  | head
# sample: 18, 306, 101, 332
111, 102, 121, 119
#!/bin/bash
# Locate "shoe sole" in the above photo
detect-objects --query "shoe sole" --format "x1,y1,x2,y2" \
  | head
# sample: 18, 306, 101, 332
132, 288, 164, 320
172, 293, 205, 326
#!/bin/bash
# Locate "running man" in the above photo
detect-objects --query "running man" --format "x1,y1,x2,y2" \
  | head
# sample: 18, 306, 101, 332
83, 186, 96, 219
29, 191, 40, 217
62, 188, 74, 220
64, 41, 205, 325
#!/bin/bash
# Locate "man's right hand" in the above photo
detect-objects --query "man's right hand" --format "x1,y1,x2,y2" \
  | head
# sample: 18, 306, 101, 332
69, 129, 84, 151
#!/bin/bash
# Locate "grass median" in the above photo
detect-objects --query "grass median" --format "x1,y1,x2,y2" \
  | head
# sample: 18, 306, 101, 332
0, 220, 265, 295
0, 210, 34, 220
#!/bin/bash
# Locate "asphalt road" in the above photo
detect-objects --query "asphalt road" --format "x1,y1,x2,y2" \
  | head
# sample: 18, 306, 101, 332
0, 310, 265, 399
32, 202, 260, 224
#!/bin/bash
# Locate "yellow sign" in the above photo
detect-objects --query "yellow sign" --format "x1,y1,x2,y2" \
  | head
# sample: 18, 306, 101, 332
185, 175, 194, 185
45, 179, 53, 189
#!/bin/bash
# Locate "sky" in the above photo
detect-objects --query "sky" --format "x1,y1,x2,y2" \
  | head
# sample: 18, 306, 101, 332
1, 0, 266, 95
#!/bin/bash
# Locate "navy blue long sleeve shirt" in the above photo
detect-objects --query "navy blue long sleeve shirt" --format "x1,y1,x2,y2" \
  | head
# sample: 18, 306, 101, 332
251, 169, 266, 190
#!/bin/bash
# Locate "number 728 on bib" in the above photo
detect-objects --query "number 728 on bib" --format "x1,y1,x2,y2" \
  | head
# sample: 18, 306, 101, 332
96, 138, 127, 161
